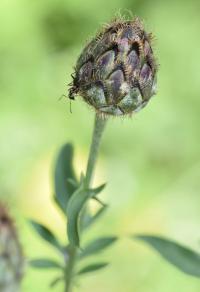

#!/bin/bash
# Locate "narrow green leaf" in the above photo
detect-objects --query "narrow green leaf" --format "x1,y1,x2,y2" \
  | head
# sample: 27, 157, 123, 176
135, 235, 200, 277
84, 205, 108, 229
92, 196, 107, 207
54, 143, 77, 212
30, 258, 62, 269
30, 220, 62, 252
67, 186, 91, 247
50, 276, 63, 288
67, 183, 106, 247
77, 262, 109, 275
91, 183, 106, 195
80, 237, 117, 259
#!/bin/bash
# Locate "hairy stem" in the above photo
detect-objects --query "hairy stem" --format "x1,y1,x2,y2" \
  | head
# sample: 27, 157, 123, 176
85, 113, 107, 188
64, 113, 107, 292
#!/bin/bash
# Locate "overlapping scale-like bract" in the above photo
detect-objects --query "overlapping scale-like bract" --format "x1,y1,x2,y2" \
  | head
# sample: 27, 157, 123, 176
0, 205, 24, 292
69, 18, 157, 116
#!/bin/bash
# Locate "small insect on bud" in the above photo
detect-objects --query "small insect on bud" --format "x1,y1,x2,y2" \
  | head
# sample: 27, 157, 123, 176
69, 17, 157, 116
0, 204, 24, 292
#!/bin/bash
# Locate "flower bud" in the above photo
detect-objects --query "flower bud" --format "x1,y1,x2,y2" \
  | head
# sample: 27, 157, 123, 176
0, 205, 24, 292
69, 17, 157, 116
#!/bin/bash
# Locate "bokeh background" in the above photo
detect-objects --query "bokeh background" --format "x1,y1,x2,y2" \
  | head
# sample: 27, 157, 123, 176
1, 0, 200, 291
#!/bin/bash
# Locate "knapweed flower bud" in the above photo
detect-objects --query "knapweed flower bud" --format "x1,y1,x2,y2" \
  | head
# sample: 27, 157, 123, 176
0, 205, 24, 292
69, 17, 157, 116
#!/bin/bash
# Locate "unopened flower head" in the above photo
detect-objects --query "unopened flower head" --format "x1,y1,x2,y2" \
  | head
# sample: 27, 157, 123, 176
69, 17, 157, 116
0, 204, 24, 291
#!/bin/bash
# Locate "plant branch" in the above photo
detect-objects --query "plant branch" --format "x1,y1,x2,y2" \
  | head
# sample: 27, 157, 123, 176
64, 113, 107, 292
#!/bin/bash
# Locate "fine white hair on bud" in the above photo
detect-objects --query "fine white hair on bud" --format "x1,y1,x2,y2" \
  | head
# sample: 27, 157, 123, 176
69, 17, 157, 116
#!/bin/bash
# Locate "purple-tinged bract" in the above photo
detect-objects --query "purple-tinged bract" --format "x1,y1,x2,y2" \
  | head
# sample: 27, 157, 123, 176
69, 17, 157, 116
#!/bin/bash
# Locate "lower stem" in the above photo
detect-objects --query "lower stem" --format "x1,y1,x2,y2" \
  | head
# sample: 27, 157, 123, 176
64, 247, 77, 292
64, 113, 107, 292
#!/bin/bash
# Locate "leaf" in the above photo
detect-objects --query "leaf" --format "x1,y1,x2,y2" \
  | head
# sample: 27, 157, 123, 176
92, 196, 107, 207
30, 258, 63, 269
80, 237, 117, 259
54, 143, 77, 212
77, 262, 109, 275
88, 184, 106, 196
84, 205, 108, 229
30, 220, 62, 253
67, 183, 106, 247
135, 235, 200, 277
67, 178, 78, 188
50, 276, 63, 288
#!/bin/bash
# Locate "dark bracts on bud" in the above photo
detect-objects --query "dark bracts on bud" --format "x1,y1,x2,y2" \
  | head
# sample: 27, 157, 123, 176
69, 17, 157, 116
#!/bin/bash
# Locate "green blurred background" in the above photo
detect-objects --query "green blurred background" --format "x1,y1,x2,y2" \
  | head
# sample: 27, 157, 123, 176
1, 0, 200, 291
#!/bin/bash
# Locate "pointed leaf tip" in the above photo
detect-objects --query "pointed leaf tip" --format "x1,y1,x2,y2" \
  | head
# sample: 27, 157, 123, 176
135, 235, 200, 278
90, 183, 106, 195
29, 220, 62, 253
80, 236, 117, 259
77, 262, 109, 275
50, 276, 63, 288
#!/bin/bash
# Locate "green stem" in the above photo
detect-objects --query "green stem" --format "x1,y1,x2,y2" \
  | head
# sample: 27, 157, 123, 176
64, 113, 107, 292
85, 113, 107, 188
64, 247, 76, 292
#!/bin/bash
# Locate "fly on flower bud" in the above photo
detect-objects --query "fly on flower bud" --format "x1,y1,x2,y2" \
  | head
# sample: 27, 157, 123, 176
0, 204, 24, 292
69, 17, 157, 116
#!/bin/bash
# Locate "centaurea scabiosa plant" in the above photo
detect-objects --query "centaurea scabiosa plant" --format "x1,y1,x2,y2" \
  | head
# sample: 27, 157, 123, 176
30, 16, 157, 292
30, 15, 200, 292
